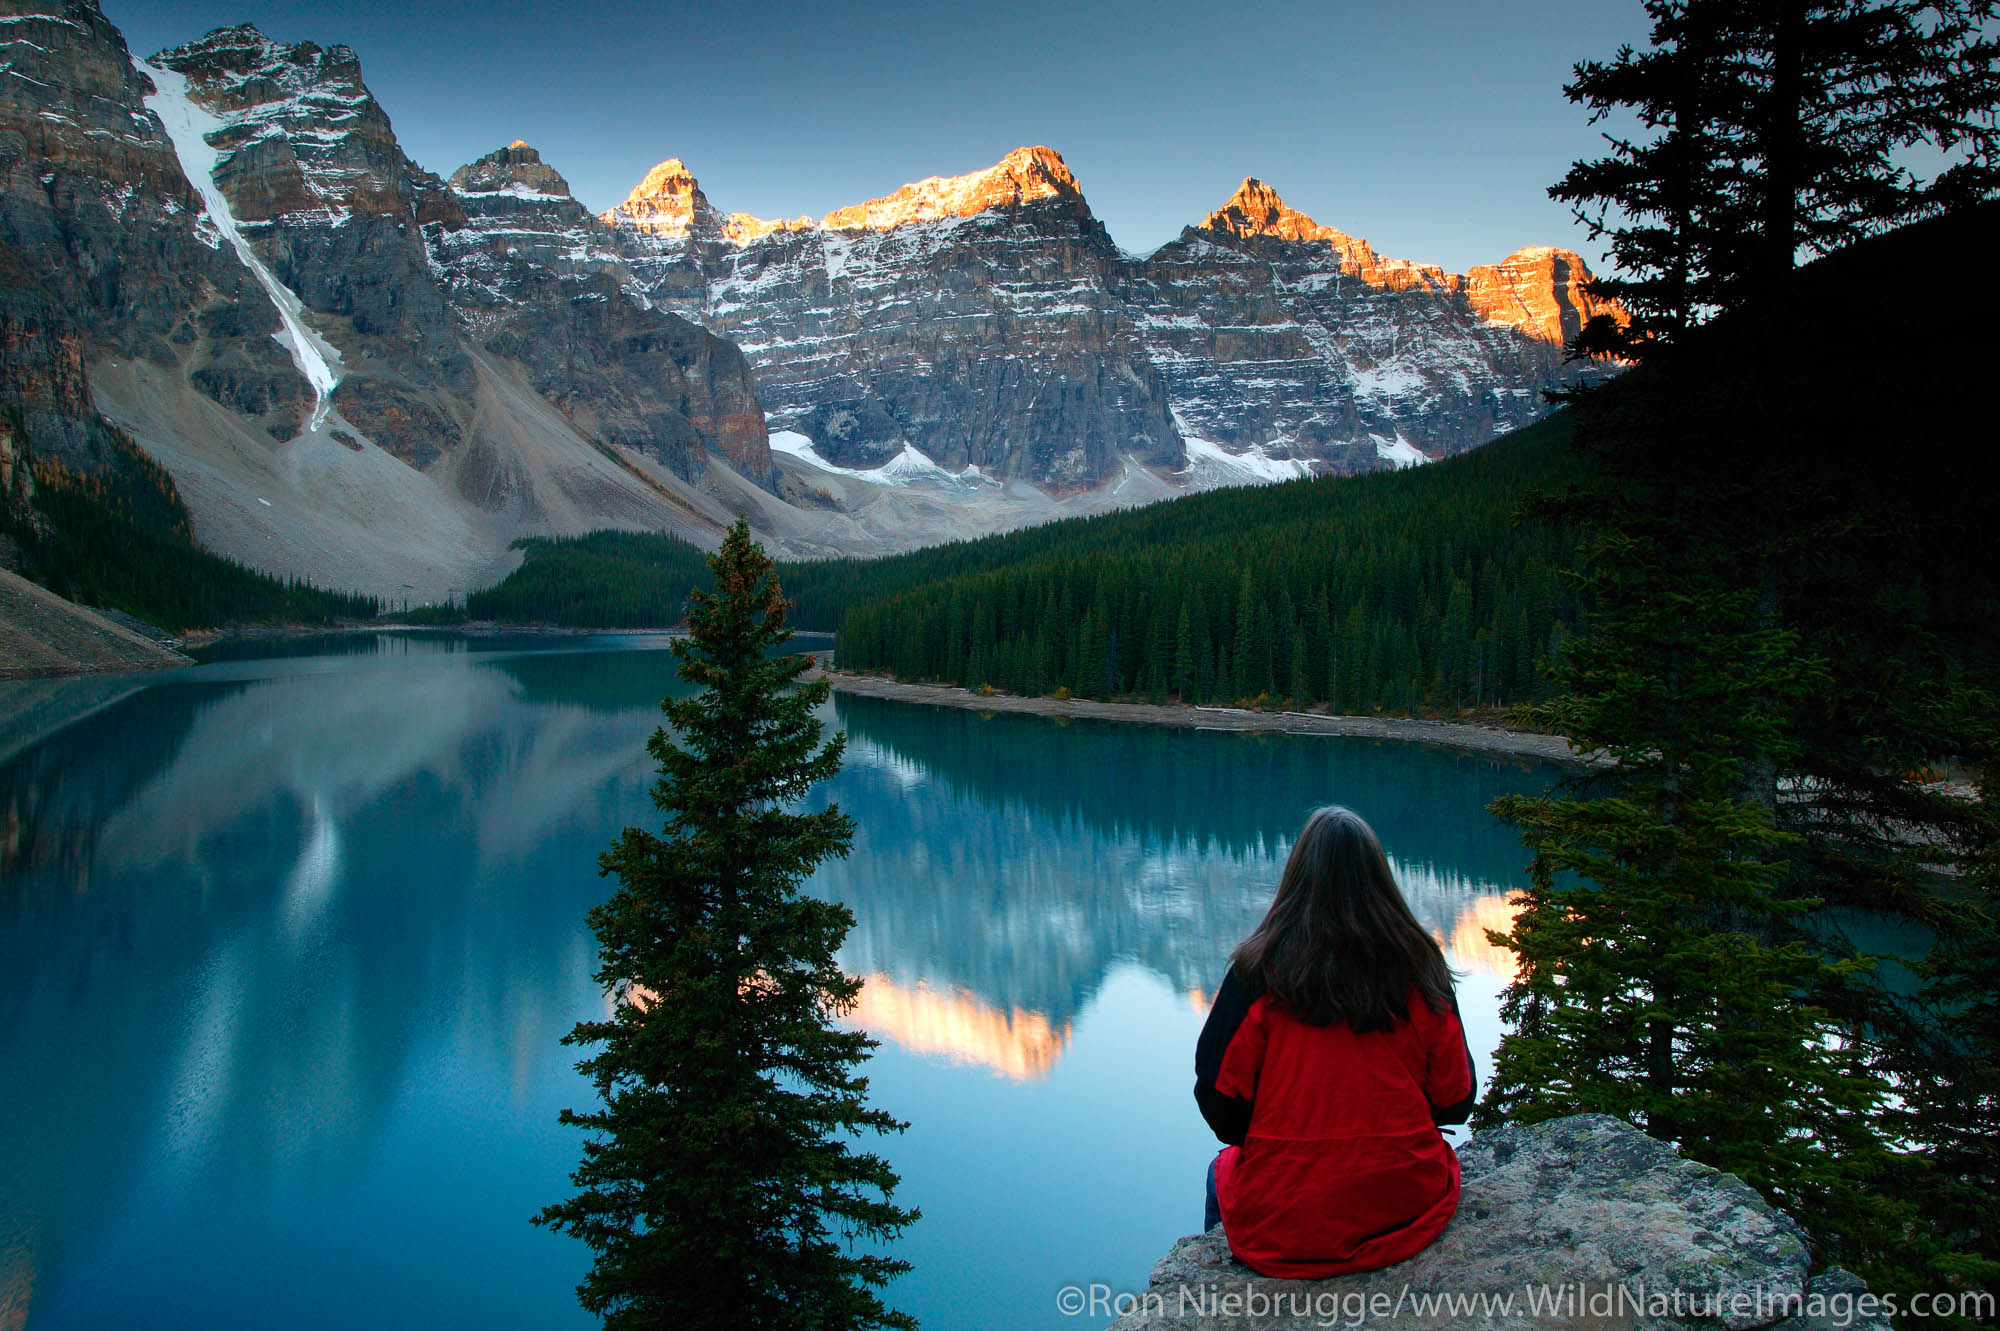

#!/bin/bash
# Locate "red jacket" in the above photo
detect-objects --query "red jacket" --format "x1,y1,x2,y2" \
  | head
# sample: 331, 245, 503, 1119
1194, 967, 1475, 1278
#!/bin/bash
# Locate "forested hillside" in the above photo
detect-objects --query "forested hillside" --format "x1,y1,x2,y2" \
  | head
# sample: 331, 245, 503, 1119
463, 531, 715, 628
4, 425, 379, 632
466, 414, 1588, 713
825, 415, 1586, 712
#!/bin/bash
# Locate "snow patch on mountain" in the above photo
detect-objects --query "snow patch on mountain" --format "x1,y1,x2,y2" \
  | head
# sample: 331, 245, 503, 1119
1371, 433, 1432, 469
1350, 362, 1430, 401
769, 430, 995, 488
1177, 435, 1314, 489
139, 58, 342, 430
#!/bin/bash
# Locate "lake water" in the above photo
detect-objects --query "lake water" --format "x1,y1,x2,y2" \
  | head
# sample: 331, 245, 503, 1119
0, 633, 1558, 1330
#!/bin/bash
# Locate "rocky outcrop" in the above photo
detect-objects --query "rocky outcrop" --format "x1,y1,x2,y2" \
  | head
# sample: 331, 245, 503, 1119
1133, 179, 1617, 469
148, 27, 771, 479
705, 180, 1180, 487
0, 0, 302, 449
437, 140, 626, 322
0, 240, 99, 469
818, 144, 1084, 231
606, 152, 1619, 486
601, 156, 729, 241
428, 141, 769, 480
1200, 177, 1456, 292
1467, 244, 1623, 349
148, 26, 476, 462
1109, 1115, 1884, 1331
608, 149, 1184, 487
2, 5, 775, 601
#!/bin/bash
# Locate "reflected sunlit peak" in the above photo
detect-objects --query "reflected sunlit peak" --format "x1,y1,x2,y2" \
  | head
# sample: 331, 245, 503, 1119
843, 973, 1071, 1081
1447, 893, 1523, 982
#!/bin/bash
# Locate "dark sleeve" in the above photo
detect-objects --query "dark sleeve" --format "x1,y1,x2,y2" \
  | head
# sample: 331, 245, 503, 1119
1429, 989, 1477, 1127
1194, 967, 1257, 1146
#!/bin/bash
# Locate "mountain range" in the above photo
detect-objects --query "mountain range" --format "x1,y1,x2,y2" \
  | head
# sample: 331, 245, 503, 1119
0, 0, 1617, 603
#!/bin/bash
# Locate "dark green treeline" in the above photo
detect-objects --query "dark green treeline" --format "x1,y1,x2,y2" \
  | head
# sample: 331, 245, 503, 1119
4, 425, 378, 631
456, 415, 1588, 715
464, 530, 714, 627
826, 416, 1585, 713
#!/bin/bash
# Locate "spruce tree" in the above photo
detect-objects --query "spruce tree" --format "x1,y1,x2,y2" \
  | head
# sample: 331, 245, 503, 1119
536, 517, 917, 1331
1482, 198, 2000, 1295
1553, 0, 1999, 357
1474, 431, 1900, 1250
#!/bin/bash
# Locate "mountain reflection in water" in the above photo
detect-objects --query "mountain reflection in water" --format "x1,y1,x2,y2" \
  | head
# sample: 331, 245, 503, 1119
0, 637, 1556, 1331
822, 695, 1546, 1071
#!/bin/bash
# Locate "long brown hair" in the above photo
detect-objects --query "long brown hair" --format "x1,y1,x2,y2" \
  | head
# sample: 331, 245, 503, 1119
1230, 806, 1455, 1032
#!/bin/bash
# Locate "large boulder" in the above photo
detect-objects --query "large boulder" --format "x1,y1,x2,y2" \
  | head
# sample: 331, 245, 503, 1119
1108, 1115, 1886, 1331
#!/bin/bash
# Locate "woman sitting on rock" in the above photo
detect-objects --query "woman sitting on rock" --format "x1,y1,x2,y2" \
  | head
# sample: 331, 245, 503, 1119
1195, 805, 1476, 1277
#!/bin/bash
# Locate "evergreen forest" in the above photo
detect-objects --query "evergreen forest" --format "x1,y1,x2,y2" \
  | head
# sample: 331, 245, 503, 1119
822, 416, 1583, 712
462, 529, 716, 628
470, 413, 1590, 716
3, 421, 379, 631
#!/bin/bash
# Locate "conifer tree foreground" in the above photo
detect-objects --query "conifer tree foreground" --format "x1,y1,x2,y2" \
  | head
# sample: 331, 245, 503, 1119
535, 517, 917, 1331
1478, 213, 1999, 1305
1472, 378, 1904, 1264
1551, 0, 1999, 358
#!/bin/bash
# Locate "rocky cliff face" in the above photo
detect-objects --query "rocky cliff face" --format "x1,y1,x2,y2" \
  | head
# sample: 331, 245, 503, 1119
1466, 244, 1621, 348
608, 146, 1181, 489
147, 24, 472, 462
0, 4, 769, 601
427, 141, 769, 481
1134, 178, 1614, 469
146, 27, 768, 481
1114, 1115, 1886, 1331
4, 2, 1621, 591
0, 0, 301, 457
605, 153, 1618, 486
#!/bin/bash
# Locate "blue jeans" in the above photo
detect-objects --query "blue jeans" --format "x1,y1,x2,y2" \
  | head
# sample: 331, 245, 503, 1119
1204, 1156, 1221, 1231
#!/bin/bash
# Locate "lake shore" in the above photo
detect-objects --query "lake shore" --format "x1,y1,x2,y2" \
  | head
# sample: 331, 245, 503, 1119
0, 567, 190, 680
176, 620, 690, 647
811, 663, 1590, 766
9, 607, 1584, 766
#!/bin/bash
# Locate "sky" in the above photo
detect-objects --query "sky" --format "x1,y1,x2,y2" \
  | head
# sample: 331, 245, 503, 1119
105, 0, 1654, 275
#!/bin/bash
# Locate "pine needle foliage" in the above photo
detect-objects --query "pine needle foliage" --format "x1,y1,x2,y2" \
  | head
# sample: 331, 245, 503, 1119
1553, 0, 2000, 358
536, 517, 917, 1331
1480, 202, 2000, 1308
1475, 456, 1902, 1257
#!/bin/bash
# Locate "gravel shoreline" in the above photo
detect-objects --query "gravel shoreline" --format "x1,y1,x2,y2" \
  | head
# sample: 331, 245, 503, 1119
0, 567, 190, 680
813, 664, 1589, 766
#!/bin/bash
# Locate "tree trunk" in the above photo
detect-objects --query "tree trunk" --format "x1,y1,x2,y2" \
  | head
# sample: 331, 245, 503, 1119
1762, 0, 1804, 282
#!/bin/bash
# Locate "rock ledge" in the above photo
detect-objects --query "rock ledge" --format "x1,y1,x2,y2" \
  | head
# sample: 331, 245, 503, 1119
1110, 1115, 1882, 1330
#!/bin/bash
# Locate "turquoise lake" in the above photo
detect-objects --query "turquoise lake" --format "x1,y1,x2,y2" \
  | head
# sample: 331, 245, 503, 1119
0, 633, 1559, 1330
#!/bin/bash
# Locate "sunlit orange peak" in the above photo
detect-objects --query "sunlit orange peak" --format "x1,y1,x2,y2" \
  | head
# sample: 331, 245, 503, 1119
1465, 246, 1627, 348
725, 211, 814, 245
600, 157, 721, 237
1201, 177, 1451, 293
819, 146, 1083, 233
